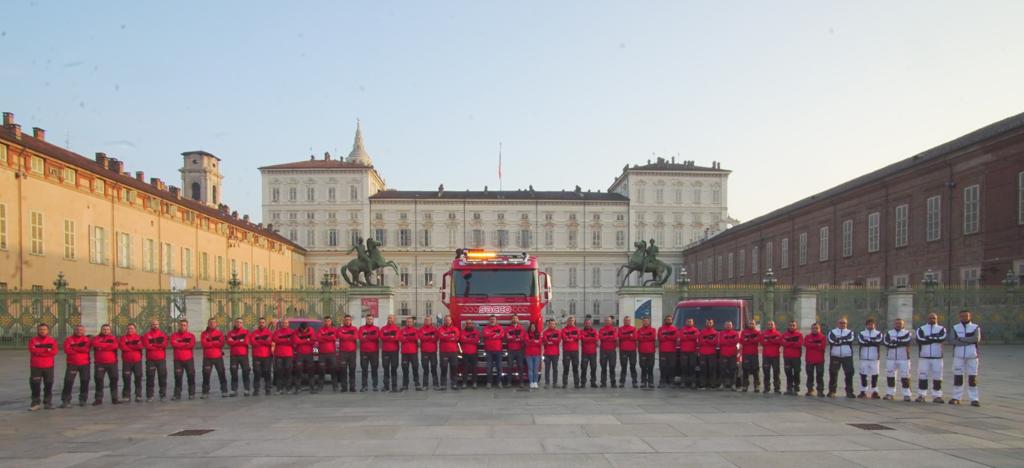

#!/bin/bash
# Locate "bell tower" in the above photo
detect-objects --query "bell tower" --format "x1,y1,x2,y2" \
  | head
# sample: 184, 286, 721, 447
179, 150, 224, 208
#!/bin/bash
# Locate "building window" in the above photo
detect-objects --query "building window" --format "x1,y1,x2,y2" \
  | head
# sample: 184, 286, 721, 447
569, 300, 577, 315
892, 274, 909, 289
0, 144, 6, 164
960, 267, 980, 288
63, 168, 76, 186
544, 230, 554, 247
655, 188, 664, 204
350, 186, 359, 201
448, 228, 456, 247
0, 203, 6, 250
727, 253, 734, 278
894, 204, 908, 247
780, 238, 789, 269
162, 243, 173, 274
738, 249, 745, 277
399, 267, 409, 287
592, 266, 601, 287
568, 267, 578, 287
717, 255, 723, 281
143, 239, 155, 272
242, 262, 249, 285
818, 226, 829, 262
473, 212, 481, 221
424, 267, 434, 287
93, 178, 105, 195
798, 232, 807, 266
841, 219, 853, 257
765, 241, 773, 271
865, 277, 881, 289
306, 229, 315, 247
712, 187, 721, 204
615, 230, 625, 248
472, 229, 484, 248
592, 230, 601, 248
306, 187, 315, 201
374, 228, 387, 246
327, 187, 336, 201
637, 188, 646, 204
90, 227, 108, 264
288, 187, 297, 201
30, 156, 44, 174
926, 195, 941, 242
200, 251, 209, 279
117, 232, 131, 268
963, 185, 980, 235
518, 229, 531, 248
496, 229, 508, 248
29, 211, 44, 255
692, 188, 701, 204
751, 246, 759, 274
350, 229, 360, 246
327, 229, 338, 247
215, 256, 224, 282
420, 229, 431, 247
867, 213, 880, 253
271, 188, 280, 202
63, 219, 76, 260
568, 230, 578, 249
399, 229, 412, 247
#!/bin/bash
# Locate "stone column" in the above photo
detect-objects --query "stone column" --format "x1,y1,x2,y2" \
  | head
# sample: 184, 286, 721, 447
78, 291, 109, 333
793, 287, 818, 334
887, 288, 914, 329
184, 292, 211, 328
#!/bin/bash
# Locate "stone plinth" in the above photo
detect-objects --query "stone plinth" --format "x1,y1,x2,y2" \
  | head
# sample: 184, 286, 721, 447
347, 287, 394, 327
617, 287, 664, 326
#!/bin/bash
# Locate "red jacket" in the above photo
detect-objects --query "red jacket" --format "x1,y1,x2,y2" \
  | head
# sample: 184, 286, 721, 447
316, 326, 337, 354
698, 327, 719, 356
525, 331, 542, 356
419, 325, 439, 353
380, 324, 401, 353
580, 327, 599, 355
482, 325, 504, 352
561, 326, 581, 352
63, 335, 91, 366
740, 329, 761, 356
92, 333, 119, 365
28, 335, 58, 368
337, 325, 358, 352
226, 327, 250, 357
782, 330, 804, 359
542, 328, 561, 356
438, 325, 460, 353
718, 329, 740, 358
761, 329, 782, 358
804, 332, 827, 365
505, 324, 525, 351
358, 325, 380, 353
400, 326, 420, 354
658, 325, 679, 353
119, 333, 144, 364
460, 327, 480, 354
272, 328, 295, 358
143, 328, 167, 361
249, 327, 273, 358
598, 325, 618, 351
200, 328, 225, 359
678, 325, 699, 353
293, 327, 316, 355
618, 325, 638, 352
170, 331, 196, 361
637, 326, 657, 354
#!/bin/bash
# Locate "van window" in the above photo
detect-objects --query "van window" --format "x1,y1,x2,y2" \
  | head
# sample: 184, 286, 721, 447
673, 306, 740, 331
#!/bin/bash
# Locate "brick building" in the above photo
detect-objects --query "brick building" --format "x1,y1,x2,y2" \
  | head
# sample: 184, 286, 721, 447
682, 112, 1024, 288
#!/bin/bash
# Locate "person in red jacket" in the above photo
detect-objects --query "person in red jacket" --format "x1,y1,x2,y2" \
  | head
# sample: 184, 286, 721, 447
337, 315, 359, 392
316, 316, 339, 392
419, 317, 441, 390
92, 324, 121, 405
358, 315, 380, 392
119, 323, 144, 403
200, 318, 228, 398
437, 315, 460, 390
804, 322, 827, 397
458, 320, 480, 389
380, 314, 401, 393
143, 319, 168, 401
782, 320, 804, 396
678, 318, 700, 389
28, 323, 58, 410
739, 320, 762, 392
541, 319, 561, 388
598, 315, 618, 388
657, 316, 679, 389
697, 319, 720, 389
293, 321, 317, 393
618, 316, 638, 388
400, 317, 422, 391
60, 325, 91, 407
272, 318, 296, 394
482, 315, 505, 388
561, 316, 582, 389
760, 320, 783, 394
505, 315, 526, 388
637, 318, 657, 389
248, 318, 273, 395
718, 321, 741, 390
170, 319, 197, 400
525, 322, 543, 389
580, 318, 599, 388
226, 318, 251, 397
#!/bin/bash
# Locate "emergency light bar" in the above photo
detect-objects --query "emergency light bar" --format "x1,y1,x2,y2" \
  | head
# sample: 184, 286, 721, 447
457, 249, 531, 265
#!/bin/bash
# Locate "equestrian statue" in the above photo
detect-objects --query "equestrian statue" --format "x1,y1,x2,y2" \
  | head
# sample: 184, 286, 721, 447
617, 239, 673, 287
341, 238, 400, 287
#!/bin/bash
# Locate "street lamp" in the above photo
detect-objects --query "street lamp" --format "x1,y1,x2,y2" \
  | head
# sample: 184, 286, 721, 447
762, 268, 777, 323
676, 267, 690, 288
762, 268, 777, 288
1003, 268, 1019, 289
320, 272, 333, 290
921, 269, 939, 289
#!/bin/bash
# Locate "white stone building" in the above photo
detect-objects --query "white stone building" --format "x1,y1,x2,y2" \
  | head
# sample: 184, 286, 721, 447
259, 124, 733, 320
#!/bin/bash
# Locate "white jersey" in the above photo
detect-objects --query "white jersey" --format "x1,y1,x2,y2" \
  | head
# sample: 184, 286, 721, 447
951, 322, 980, 359
827, 328, 855, 358
883, 328, 912, 361
857, 329, 883, 360
916, 323, 946, 358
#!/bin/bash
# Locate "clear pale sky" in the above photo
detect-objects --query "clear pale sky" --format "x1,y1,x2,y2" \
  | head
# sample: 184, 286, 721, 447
3, 1, 1023, 223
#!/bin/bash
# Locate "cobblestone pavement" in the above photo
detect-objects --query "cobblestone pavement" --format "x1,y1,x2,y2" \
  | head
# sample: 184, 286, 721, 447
0, 346, 1021, 467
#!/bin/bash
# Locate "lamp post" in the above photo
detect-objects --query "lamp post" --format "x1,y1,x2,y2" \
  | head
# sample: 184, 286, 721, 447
921, 269, 939, 321
53, 272, 70, 339
1003, 268, 1019, 290
676, 267, 690, 300
762, 268, 777, 322
228, 272, 241, 322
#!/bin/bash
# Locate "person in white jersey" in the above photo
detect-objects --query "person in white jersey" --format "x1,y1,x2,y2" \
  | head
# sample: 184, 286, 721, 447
915, 313, 946, 403
882, 318, 913, 401
949, 310, 981, 407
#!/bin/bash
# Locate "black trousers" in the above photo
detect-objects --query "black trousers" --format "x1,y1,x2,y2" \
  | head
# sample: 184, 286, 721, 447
296, 354, 317, 389
382, 351, 399, 390
543, 355, 559, 386
252, 356, 272, 392
401, 353, 420, 388
828, 356, 855, 395
459, 353, 476, 386
121, 361, 143, 399
439, 352, 457, 387
339, 351, 357, 389
173, 359, 195, 397
741, 354, 760, 390
699, 354, 719, 388
61, 364, 90, 403
202, 357, 228, 394
562, 349, 580, 386
659, 351, 679, 385
600, 349, 617, 385
763, 356, 781, 392
274, 356, 294, 391
361, 350, 379, 389
94, 362, 119, 401
639, 352, 655, 385
145, 359, 167, 399
806, 362, 824, 393
783, 357, 802, 393
30, 367, 54, 406
229, 355, 251, 392
319, 354, 338, 388
506, 350, 525, 385
720, 356, 738, 388
581, 353, 597, 385
619, 349, 638, 385
680, 352, 698, 387
421, 350, 440, 386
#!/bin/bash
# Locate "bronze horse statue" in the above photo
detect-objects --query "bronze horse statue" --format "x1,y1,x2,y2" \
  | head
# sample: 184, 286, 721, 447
341, 238, 399, 287
617, 239, 673, 287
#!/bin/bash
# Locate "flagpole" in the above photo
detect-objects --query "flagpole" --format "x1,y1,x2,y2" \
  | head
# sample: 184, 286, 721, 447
498, 141, 503, 192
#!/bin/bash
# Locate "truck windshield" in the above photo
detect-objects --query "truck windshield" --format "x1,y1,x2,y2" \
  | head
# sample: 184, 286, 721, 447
673, 306, 740, 331
454, 269, 536, 298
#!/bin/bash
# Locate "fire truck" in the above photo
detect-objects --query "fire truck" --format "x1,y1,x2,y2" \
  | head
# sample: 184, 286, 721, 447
440, 249, 552, 377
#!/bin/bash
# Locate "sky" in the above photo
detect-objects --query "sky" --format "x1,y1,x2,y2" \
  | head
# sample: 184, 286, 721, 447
3, 1, 1023, 224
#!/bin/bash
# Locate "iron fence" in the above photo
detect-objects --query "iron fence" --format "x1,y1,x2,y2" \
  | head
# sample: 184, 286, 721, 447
0, 290, 81, 346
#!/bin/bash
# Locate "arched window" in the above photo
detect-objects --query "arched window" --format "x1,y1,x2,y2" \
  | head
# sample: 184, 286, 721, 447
190, 182, 201, 201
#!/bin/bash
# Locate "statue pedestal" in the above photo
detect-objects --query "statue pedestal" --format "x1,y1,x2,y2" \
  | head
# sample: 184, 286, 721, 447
617, 287, 664, 326
347, 287, 394, 327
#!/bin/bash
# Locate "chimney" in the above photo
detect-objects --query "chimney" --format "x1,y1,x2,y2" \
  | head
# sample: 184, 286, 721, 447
243, 214, 250, 222
12, 124, 21, 139
135, 171, 145, 181
231, 211, 239, 219
32, 127, 45, 141
169, 186, 180, 198
257, 222, 264, 229
267, 223, 274, 231
109, 158, 124, 173
150, 177, 160, 186
95, 152, 108, 169
2, 112, 13, 127
324, 151, 331, 161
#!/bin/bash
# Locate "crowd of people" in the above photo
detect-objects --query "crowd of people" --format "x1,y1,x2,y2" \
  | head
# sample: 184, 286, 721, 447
25, 309, 982, 410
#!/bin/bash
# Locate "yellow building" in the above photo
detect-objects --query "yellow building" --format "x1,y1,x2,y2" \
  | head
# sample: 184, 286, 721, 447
0, 112, 306, 291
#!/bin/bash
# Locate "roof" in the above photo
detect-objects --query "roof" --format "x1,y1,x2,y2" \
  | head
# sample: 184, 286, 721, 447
181, 150, 220, 161
683, 111, 1024, 251
258, 158, 373, 171
628, 160, 730, 173
0, 126, 306, 253
370, 189, 629, 202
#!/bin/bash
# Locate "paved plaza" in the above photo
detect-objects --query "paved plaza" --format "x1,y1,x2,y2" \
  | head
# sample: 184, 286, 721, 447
0, 346, 1022, 468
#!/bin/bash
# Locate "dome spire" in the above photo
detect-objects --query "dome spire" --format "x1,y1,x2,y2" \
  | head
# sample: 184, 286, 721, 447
346, 118, 373, 166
